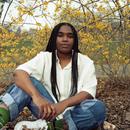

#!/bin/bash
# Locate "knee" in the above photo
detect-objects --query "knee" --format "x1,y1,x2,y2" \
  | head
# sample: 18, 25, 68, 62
72, 99, 106, 129
81, 99, 106, 113
89, 99, 106, 124
80, 99, 106, 124
93, 99, 106, 114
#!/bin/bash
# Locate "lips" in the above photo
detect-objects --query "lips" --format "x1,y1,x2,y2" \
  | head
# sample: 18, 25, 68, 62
61, 44, 70, 48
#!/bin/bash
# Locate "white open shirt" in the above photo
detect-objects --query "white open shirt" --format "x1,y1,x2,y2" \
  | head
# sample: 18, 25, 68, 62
16, 51, 97, 103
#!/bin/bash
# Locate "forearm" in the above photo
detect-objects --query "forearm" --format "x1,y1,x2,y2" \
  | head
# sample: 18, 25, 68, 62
61, 91, 93, 108
13, 70, 41, 98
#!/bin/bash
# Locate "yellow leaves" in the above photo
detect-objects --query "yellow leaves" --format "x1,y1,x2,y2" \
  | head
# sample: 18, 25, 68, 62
102, 50, 109, 58
17, 6, 34, 17
124, 59, 130, 64
17, 17, 24, 24
17, 6, 26, 15
43, 1, 49, 6
27, 11, 33, 16
42, 1, 49, 10
69, 10, 82, 18
13, 53, 19, 59
75, 10, 81, 16
127, 22, 130, 28
36, 22, 42, 27
95, 22, 108, 30
23, 8, 33, 16
0, 26, 8, 34
1, 33, 14, 39
0, 30, 19, 48
0, 63, 16, 68
19, 0, 25, 4
0, 0, 129, 81
97, 5, 108, 14
55, 4, 61, 12
96, 44, 103, 49
79, 32, 94, 44
103, 0, 109, 3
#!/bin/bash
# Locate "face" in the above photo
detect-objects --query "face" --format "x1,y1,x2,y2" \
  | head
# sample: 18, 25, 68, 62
56, 25, 74, 54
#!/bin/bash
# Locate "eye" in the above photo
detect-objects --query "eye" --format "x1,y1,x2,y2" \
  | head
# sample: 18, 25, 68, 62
68, 34, 74, 38
57, 33, 63, 37
57, 34, 62, 37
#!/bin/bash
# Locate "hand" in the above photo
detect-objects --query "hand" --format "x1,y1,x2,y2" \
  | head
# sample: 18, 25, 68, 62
32, 94, 56, 120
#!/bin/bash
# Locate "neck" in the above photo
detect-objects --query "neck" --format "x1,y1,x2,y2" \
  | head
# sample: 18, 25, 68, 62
57, 51, 72, 60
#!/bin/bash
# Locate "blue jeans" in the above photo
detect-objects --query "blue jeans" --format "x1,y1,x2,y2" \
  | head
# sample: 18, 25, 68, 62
0, 77, 106, 130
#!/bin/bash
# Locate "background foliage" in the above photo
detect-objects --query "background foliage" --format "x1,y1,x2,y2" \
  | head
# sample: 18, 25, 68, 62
0, 0, 129, 85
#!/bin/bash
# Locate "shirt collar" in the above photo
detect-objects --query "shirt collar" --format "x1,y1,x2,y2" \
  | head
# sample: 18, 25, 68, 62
55, 50, 79, 69
55, 50, 72, 70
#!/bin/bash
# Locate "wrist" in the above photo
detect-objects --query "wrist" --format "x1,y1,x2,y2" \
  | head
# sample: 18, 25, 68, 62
61, 100, 69, 108
31, 91, 41, 99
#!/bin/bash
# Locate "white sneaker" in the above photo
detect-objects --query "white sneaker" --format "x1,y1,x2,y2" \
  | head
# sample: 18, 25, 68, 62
103, 121, 117, 130
14, 119, 48, 130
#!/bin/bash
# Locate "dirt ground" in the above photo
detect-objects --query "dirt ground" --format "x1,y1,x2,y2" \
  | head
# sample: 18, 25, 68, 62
96, 78, 130, 130
0, 78, 130, 130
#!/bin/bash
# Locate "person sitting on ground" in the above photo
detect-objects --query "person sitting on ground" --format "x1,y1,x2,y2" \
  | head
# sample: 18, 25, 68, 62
0, 22, 106, 130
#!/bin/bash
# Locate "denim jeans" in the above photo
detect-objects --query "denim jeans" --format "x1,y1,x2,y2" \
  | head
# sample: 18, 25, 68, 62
0, 77, 106, 130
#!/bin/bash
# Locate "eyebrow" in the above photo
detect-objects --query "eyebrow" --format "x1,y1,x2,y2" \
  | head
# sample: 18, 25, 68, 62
58, 32, 73, 35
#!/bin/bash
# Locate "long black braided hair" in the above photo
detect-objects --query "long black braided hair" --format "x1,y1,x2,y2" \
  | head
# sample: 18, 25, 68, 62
46, 22, 79, 102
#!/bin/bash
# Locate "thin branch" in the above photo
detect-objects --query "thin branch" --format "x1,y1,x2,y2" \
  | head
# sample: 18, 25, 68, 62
72, 0, 100, 7
2, 0, 13, 25
78, 0, 96, 21
78, 3, 130, 32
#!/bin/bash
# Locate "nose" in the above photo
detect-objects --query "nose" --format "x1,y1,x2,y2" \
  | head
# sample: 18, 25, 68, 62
63, 36, 68, 41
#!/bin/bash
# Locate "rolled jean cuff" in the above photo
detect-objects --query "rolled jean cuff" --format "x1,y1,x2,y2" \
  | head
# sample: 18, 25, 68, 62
63, 110, 77, 130
1, 93, 19, 121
